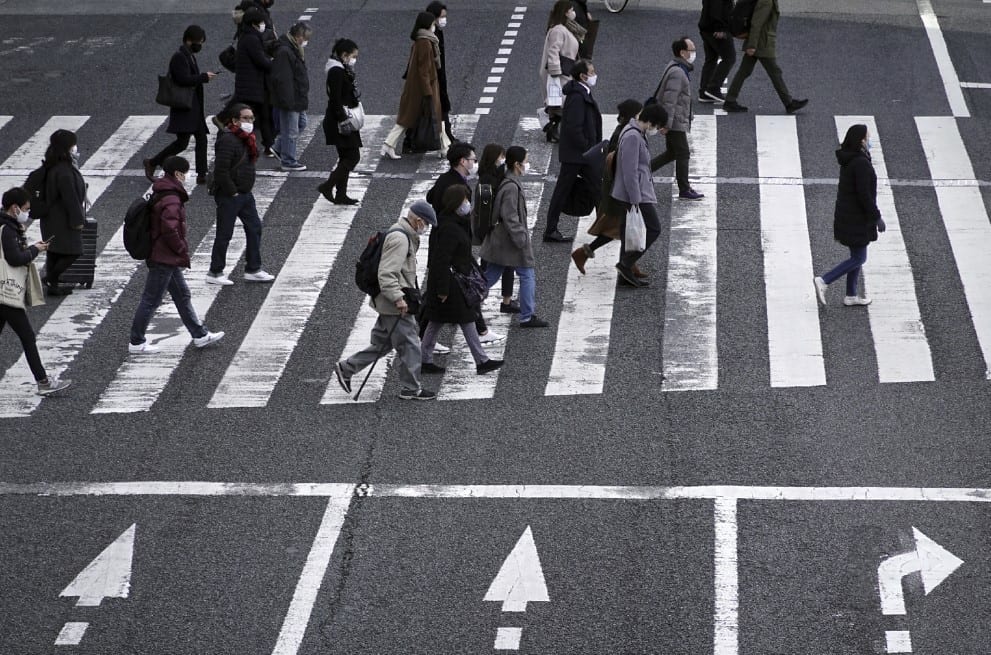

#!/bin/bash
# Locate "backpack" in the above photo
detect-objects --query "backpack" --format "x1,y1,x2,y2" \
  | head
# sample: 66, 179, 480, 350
355, 228, 411, 297
123, 190, 177, 260
470, 182, 498, 246
729, 0, 759, 39
23, 166, 49, 219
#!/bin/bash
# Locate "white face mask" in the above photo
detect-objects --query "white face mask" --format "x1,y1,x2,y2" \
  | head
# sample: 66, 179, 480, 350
415, 221, 427, 235
646, 126, 659, 137
15, 207, 30, 224
301, 40, 309, 48
349, 56, 357, 66
240, 122, 255, 134
257, 23, 266, 33
70, 145, 79, 157
686, 51, 697, 64
465, 159, 477, 175
437, 17, 447, 28
457, 200, 472, 216
522, 161, 531, 175
496, 157, 506, 168
566, 9, 576, 20
585, 74, 597, 87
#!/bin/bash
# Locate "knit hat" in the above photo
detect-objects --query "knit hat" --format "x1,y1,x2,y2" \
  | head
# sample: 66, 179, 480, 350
49, 129, 77, 153
409, 200, 437, 226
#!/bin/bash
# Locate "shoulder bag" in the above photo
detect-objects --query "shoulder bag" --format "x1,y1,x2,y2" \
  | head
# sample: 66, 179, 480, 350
155, 73, 194, 111
450, 260, 489, 308
0, 226, 29, 309
338, 102, 366, 135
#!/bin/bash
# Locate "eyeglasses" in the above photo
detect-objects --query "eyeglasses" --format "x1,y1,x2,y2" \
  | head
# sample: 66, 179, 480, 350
238, 115, 256, 122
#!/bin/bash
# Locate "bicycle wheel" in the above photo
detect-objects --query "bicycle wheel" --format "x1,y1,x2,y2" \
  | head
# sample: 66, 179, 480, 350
603, 0, 629, 13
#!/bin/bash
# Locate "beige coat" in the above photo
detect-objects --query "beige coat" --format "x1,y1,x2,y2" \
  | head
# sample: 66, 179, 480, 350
538, 24, 579, 106
370, 217, 420, 315
396, 37, 443, 134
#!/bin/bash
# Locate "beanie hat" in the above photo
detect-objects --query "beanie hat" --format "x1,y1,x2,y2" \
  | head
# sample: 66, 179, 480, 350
50, 129, 77, 153
409, 200, 437, 226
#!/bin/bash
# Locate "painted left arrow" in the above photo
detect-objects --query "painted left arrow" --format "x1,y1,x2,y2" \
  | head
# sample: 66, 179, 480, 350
60, 524, 136, 607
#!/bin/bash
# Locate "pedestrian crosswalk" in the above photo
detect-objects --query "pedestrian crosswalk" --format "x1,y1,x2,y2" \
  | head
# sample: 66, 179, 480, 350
1, 109, 989, 417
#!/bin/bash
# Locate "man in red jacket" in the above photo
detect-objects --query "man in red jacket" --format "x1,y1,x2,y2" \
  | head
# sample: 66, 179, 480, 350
128, 156, 224, 354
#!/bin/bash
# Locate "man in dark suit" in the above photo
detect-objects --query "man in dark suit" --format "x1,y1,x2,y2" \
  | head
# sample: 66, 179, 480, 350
426, 142, 475, 215
543, 59, 601, 243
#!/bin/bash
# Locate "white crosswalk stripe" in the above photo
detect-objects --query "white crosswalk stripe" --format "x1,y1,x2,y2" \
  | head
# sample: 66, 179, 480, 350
2, 111, 990, 412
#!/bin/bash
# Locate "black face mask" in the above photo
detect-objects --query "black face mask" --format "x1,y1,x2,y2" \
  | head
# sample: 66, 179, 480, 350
189, 43, 203, 53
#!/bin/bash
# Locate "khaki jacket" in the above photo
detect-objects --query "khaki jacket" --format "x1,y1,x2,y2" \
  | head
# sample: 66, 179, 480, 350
370, 217, 420, 315
744, 0, 779, 58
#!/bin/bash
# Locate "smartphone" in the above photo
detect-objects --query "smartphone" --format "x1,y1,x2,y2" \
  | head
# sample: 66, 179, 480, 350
43, 236, 55, 243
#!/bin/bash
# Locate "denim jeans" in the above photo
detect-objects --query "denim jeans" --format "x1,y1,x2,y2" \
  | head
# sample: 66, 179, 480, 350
276, 110, 307, 166
822, 245, 868, 296
130, 262, 207, 345
484, 264, 536, 321
211, 193, 263, 275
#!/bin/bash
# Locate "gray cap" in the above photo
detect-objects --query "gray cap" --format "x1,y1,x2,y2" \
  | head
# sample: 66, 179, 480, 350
408, 200, 437, 226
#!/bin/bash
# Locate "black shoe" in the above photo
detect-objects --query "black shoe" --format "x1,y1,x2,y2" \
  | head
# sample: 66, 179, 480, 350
500, 301, 521, 314
317, 182, 335, 203
785, 98, 809, 114
399, 388, 437, 400
543, 230, 573, 243
476, 359, 504, 374
333, 362, 352, 394
196, 175, 207, 185
46, 284, 74, 296
520, 316, 549, 328
420, 362, 446, 374
698, 91, 714, 104
333, 194, 360, 206
723, 100, 748, 113
616, 264, 648, 288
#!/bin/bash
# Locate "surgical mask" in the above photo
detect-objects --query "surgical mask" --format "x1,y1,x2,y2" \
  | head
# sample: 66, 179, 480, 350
15, 207, 30, 224
415, 222, 428, 235
566, 9, 576, 20
522, 162, 531, 175
349, 56, 357, 66
240, 122, 254, 134
585, 74, 597, 87
438, 17, 447, 28
865, 138, 872, 151
70, 145, 79, 157
496, 157, 506, 168
687, 51, 696, 64
190, 43, 203, 54
301, 40, 309, 48
457, 200, 472, 216
646, 127, 659, 137
257, 23, 266, 33
465, 160, 477, 175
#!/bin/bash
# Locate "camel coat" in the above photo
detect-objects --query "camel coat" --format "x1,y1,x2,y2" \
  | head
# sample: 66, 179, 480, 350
396, 37, 443, 134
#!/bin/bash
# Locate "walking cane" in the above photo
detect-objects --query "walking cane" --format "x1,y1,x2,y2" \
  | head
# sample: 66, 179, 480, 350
352, 315, 403, 401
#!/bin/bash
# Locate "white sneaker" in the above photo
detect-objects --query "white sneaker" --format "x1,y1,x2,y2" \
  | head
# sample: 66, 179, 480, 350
433, 343, 451, 354
206, 273, 234, 286
36, 376, 71, 396
478, 330, 505, 344
843, 296, 872, 306
193, 331, 225, 348
128, 342, 160, 354
380, 144, 401, 160
813, 276, 828, 306
244, 270, 275, 282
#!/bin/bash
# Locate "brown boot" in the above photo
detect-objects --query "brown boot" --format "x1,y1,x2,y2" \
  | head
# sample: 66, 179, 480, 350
571, 245, 591, 275
632, 264, 649, 279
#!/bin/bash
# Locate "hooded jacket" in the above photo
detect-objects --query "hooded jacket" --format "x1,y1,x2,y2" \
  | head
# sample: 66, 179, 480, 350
833, 147, 882, 247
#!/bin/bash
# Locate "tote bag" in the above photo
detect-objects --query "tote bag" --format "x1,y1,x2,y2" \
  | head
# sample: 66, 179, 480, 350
0, 226, 28, 309
155, 74, 194, 111
410, 98, 441, 152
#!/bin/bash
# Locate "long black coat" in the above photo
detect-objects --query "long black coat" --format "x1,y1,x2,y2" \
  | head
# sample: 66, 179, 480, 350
269, 34, 309, 111
322, 59, 362, 148
235, 0, 277, 52
40, 162, 86, 256
833, 147, 882, 247
558, 80, 602, 164
234, 29, 272, 104
435, 27, 451, 115
166, 45, 209, 135
424, 212, 478, 325
698, 0, 733, 32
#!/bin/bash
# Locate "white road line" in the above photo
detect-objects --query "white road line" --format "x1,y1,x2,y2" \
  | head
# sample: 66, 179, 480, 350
663, 115, 719, 391
0, 116, 12, 135
917, 0, 970, 117
322, 180, 436, 405
0, 115, 166, 418
916, 116, 991, 379
417, 114, 479, 176
713, 498, 738, 655
91, 120, 321, 415
354, 114, 396, 175
208, 180, 368, 408
834, 116, 934, 383
54, 622, 89, 646
271, 489, 354, 655
960, 82, 991, 88
756, 115, 825, 387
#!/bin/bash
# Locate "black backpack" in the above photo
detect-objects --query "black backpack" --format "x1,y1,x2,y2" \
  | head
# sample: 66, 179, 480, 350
355, 228, 411, 297
123, 190, 177, 260
23, 165, 49, 219
470, 182, 499, 246
729, 0, 759, 38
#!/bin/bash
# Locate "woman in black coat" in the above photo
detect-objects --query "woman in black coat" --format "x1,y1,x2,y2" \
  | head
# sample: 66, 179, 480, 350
420, 185, 503, 375
144, 25, 216, 184
814, 123, 885, 307
40, 129, 86, 296
319, 39, 362, 205
234, 9, 275, 154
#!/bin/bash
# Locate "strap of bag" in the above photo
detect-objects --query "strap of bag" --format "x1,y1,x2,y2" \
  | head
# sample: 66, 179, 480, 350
650, 63, 678, 103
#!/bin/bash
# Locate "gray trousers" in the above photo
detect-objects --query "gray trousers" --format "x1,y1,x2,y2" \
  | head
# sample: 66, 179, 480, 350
726, 53, 792, 106
341, 314, 422, 392
421, 321, 488, 365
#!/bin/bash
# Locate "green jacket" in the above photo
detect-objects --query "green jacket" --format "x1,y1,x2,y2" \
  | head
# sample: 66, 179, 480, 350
744, 0, 779, 58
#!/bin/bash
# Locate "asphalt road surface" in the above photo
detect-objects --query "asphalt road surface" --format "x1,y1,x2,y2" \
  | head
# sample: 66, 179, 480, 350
1, 0, 990, 653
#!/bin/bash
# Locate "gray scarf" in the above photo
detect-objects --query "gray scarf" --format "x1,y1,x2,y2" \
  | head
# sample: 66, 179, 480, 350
414, 28, 442, 68
565, 18, 587, 42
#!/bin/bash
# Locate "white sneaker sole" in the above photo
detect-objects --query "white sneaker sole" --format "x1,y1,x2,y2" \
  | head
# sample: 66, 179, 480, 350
205, 276, 234, 286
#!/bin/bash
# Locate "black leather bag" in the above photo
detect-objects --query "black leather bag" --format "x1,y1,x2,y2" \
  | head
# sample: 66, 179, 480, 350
155, 74, 194, 111
562, 174, 598, 217
451, 261, 489, 308
218, 44, 237, 72
559, 56, 576, 77
410, 98, 441, 152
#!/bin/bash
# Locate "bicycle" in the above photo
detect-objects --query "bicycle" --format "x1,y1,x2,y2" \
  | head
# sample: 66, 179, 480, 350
603, 0, 639, 13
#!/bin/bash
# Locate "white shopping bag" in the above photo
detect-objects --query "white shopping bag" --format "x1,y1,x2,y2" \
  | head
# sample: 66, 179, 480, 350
624, 205, 647, 252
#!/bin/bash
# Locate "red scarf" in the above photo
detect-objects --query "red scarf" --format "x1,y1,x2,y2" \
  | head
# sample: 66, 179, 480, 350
232, 125, 259, 162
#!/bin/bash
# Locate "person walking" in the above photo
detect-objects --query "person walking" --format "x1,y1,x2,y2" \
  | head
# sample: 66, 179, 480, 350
40, 129, 86, 296
420, 186, 504, 375
319, 38, 362, 205
381, 12, 452, 160
612, 104, 669, 288
722, 0, 808, 114
476, 143, 518, 314
235, 0, 277, 52
697, 0, 735, 104
425, 2, 458, 143
144, 26, 217, 184
334, 201, 437, 401
543, 58, 601, 243
270, 22, 313, 172
814, 124, 885, 307
206, 104, 275, 286
539, 1, 580, 144
129, 157, 225, 354
650, 37, 704, 201
233, 9, 276, 158
571, 99, 647, 276
0, 187, 71, 396
480, 147, 549, 329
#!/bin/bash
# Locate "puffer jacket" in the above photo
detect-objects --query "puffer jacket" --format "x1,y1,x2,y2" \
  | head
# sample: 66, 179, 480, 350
269, 34, 309, 111
148, 175, 192, 268
212, 129, 256, 197
833, 147, 882, 247
655, 59, 693, 132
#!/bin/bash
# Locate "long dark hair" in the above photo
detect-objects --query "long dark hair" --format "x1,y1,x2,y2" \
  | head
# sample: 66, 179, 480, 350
547, 0, 572, 30
840, 124, 868, 151
440, 184, 470, 215
43, 130, 76, 170
411, 11, 436, 39
477, 143, 506, 182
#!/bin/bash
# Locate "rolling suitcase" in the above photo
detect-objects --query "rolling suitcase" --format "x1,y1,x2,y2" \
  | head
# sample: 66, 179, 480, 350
61, 217, 97, 289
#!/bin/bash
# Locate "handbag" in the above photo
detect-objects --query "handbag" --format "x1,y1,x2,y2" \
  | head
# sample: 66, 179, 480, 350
559, 55, 576, 77
0, 226, 28, 310
450, 261, 489, 308
410, 98, 441, 153
219, 42, 237, 72
402, 287, 423, 317
624, 205, 647, 252
561, 175, 598, 217
25, 262, 45, 307
338, 102, 366, 135
155, 74, 194, 111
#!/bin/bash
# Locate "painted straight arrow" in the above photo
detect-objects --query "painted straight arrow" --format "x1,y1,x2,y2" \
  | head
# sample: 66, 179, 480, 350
484, 526, 549, 612
60, 524, 136, 607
